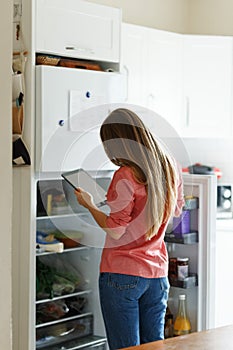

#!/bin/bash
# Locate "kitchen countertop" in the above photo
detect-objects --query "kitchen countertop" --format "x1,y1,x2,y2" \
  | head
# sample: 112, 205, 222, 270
120, 325, 233, 350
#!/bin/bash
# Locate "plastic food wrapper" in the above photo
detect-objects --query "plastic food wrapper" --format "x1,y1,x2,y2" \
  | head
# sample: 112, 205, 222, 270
37, 300, 69, 323
36, 255, 85, 300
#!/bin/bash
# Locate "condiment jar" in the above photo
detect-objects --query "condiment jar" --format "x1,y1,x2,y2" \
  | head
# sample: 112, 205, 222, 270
177, 257, 189, 280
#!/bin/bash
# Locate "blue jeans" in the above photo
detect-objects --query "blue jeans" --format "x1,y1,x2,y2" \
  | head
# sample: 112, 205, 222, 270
99, 273, 169, 350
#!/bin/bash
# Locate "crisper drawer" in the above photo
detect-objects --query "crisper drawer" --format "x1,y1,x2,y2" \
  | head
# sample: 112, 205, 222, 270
37, 334, 107, 350
36, 314, 93, 348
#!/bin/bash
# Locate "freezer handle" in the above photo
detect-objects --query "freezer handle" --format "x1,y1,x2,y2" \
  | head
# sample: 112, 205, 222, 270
65, 46, 95, 55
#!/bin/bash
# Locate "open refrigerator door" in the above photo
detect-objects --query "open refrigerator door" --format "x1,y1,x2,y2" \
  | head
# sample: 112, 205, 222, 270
165, 174, 217, 335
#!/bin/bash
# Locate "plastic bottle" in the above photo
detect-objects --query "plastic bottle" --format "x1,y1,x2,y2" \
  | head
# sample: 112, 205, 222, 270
173, 294, 191, 336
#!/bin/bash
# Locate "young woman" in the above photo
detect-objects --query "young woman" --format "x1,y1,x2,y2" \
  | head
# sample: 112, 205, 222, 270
75, 108, 184, 349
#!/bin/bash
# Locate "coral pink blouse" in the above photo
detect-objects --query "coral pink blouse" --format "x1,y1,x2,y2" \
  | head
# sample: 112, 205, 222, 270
100, 166, 184, 278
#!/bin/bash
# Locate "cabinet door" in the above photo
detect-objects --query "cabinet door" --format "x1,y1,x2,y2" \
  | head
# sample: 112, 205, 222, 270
183, 35, 233, 137
146, 29, 183, 134
35, 65, 126, 172
35, 0, 121, 63
121, 23, 147, 107
121, 24, 183, 134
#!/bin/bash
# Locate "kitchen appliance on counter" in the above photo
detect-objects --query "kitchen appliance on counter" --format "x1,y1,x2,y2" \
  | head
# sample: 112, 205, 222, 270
217, 184, 232, 219
182, 163, 222, 179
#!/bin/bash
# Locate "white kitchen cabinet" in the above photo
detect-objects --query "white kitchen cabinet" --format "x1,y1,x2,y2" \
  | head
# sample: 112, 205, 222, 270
121, 23, 147, 107
182, 35, 233, 138
121, 23, 183, 134
146, 28, 183, 133
121, 25, 233, 138
35, 0, 121, 63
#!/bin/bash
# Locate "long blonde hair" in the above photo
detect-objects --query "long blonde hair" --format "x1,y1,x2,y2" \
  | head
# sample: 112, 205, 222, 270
100, 108, 178, 240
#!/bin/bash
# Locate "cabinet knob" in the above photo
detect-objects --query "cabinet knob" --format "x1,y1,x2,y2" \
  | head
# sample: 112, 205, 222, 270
58, 119, 65, 126
86, 91, 91, 98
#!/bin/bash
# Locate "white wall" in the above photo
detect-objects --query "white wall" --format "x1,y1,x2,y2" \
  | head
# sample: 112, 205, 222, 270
88, 0, 188, 33
188, 0, 233, 36
0, 1, 13, 350
89, 0, 233, 36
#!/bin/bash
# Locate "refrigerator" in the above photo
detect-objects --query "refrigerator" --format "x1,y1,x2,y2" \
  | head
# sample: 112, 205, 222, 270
35, 171, 217, 349
35, 65, 126, 349
35, 65, 217, 349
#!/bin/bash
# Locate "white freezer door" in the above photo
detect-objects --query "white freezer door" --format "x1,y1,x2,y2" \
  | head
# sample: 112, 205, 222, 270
35, 65, 126, 172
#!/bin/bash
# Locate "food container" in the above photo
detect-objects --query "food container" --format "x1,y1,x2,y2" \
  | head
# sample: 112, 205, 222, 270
177, 257, 189, 280
36, 314, 93, 348
53, 230, 83, 249
36, 55, 61, 66
183, 196, 199, 210
173, 210, 190, 236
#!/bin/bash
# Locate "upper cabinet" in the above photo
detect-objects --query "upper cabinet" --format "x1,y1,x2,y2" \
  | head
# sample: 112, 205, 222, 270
182, 35, 233, 138
145, 29, 183, 133
35, 0, 121, 63
121, 24, 147, 107
121, 23, 183, 135
121, 24, 233, 138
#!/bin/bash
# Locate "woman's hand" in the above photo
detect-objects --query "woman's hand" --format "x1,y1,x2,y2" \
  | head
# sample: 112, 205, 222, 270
75, 188, 122, 240
74, 188, 95, 209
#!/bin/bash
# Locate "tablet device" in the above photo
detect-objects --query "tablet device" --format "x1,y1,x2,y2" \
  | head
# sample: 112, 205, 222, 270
61, 168, 107, 207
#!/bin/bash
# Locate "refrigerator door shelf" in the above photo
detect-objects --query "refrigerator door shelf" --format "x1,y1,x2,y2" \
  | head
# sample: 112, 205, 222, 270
165, 231, 198, 245
169, 273, 198, 289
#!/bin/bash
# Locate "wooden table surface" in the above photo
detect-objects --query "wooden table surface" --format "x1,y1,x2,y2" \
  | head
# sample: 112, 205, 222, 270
120, 325, 233, 350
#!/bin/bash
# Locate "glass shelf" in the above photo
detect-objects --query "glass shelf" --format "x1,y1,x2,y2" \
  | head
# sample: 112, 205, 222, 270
36, 245, 90, 256
36, 312, 93, 329
36, 290, 92, 305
